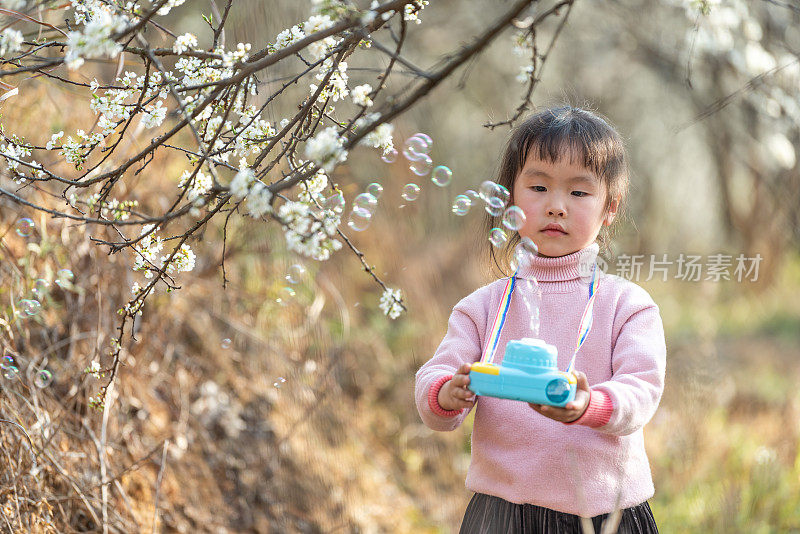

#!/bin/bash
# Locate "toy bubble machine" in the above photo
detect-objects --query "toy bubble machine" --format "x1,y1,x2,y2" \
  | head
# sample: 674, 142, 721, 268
467, 262, 599, 407
469, 338, 577, 407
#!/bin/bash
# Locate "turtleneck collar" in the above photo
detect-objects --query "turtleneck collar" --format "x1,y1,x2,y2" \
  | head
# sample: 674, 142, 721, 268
516, 242, 601, 293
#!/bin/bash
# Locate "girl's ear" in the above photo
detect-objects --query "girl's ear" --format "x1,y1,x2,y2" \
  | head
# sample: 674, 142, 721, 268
603, 196, 619, 226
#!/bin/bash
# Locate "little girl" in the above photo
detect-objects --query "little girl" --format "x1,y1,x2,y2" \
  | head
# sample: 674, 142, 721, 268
415, 106, 665, 533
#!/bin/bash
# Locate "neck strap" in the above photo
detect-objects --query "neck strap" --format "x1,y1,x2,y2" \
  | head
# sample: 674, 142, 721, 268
480, 263, 600, 372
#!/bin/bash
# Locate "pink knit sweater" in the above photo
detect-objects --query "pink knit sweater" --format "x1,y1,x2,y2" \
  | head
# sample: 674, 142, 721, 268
414, 243, 666, 517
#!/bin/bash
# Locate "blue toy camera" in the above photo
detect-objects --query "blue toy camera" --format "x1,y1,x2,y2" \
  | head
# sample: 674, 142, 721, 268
468, 338, 577, 407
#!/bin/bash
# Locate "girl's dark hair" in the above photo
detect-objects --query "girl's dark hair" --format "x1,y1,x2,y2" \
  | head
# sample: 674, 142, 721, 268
485, 105, 629, 275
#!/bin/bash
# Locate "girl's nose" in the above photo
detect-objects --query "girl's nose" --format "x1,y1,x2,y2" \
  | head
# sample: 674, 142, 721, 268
548, 206, 565, 217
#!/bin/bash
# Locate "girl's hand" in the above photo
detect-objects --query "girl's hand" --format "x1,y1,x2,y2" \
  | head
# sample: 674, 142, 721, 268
438, 363, 475, 411
528, 371, 591, 423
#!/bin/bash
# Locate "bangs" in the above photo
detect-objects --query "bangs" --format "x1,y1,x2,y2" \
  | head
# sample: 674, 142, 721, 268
515, 108, 625, 183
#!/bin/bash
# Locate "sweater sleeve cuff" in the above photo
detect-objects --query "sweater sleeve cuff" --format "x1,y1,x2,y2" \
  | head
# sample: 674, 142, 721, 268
564, 388, 613, 428
428, 374, 464, 417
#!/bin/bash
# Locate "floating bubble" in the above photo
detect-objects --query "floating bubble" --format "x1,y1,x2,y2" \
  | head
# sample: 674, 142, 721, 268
479, 180, 497, 201
3, 366, 18, 380
409, 154, 432, 176
431, 166, 453, 187
479, 181, 511, 207
15, 218, 34, 237
1, 355, 15, 369
381, 149, 398, 164
485, 196, 505, 217
347, 207, 372, 231
221, 338, 232, 349
34, 369, 53, 388
354, 193, 378, 213
518, 278, 543, 337
451, 195, 471, 216
489, 228, 508, 248
402, 136, 428, 161
465, 189, 480, 202
520, 236, 538, 255
401, 183, 420, 201
412, 133, 433, 148
18, 299, 41, 316
55, 269, 74, 288
510, 238, 539, 272
502, 206, 527, 231
285, 264, 306, 284
275, 286, 296, 306
323, 191, 345, 212
495, 185, 510, 206
32, 279, 50, 299
366, 182, 383, 199
273, 376, 287, 388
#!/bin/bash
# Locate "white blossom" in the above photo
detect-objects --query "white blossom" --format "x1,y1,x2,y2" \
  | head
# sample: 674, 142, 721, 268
404, 1, 428, 24
245, 181, 273, 218
351, 84, 373, 107
275, 25, 305, 50
157, 0, 186, 16
305, 126, 347, 172
173, 32, 198, 55
298, 169, 329, 203
64, 6, 128, 70
362, 122, 394, 154
0, 28, 23, 57
179, 169, 213, 202
141, 100, 167, 129
278, 200, 342, 261
379, 287, 404, 319
229, 167, 255, 200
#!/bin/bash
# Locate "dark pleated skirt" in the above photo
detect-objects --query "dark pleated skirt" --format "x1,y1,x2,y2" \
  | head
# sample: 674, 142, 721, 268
460, 493, 659, 534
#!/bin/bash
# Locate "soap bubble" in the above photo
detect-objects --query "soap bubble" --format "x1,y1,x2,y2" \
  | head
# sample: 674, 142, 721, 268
409, 154, 432, 176
285, 264, 306, 284
485, 196, 505, 217
479, 180, 498, 201
34, 369, 53, 388
55, 269, 74, 288
401, 183, 420, 201
402, 136, 428, 161
354, 193, 378, 213
488, 228, 508, 248
323, 191, 345, 212
451, 195, 471, 216
1, 355, 16, 369
366, 182, 383, 199
465, 189, 480, 202
18, 299, 41, 316
275, 287, 296, 306
33, 279, 50, 299
510, 238, 539, 272
273, 377, 287, 388
431, 166, 453, 187
3, 366, 18, 380
15, 218, 34, 237
347, 207, 372, 231
221, 338, 232, 349
479, 181, 510, 206
381, 148, 398, 163
412, 133, 433, 148
502, 206, 526, 231
518, 278, 542, 337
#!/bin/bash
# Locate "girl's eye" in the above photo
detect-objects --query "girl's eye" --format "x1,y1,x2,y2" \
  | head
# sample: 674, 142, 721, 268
531, 186, 546, 192
572, 191, 589, 197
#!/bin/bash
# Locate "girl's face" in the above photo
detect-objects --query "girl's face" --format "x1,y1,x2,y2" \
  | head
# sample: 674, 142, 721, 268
512, 153, 618, 258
